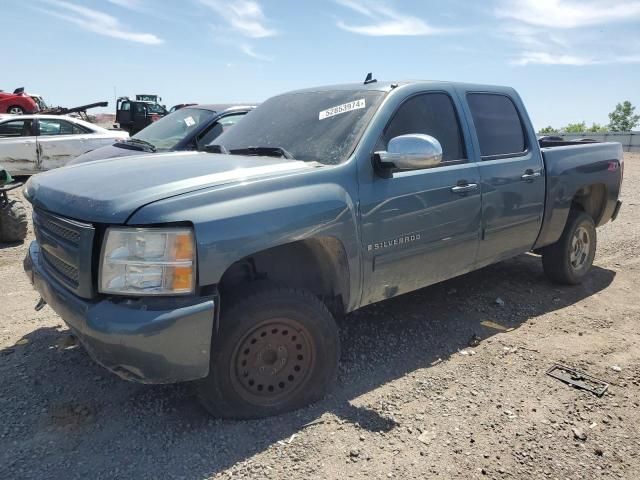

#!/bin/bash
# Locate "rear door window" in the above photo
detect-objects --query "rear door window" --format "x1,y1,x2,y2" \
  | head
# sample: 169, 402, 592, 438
38, 119, 82, 136
467, 93, 526, 158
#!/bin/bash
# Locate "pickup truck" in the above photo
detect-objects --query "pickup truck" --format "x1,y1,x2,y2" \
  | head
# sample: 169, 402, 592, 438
23, 80, 623, 419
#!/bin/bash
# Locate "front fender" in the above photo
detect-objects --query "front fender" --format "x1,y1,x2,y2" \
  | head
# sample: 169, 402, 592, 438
126, 167, 361, 307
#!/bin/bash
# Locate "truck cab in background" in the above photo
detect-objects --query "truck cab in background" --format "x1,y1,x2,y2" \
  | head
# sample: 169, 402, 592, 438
116, 96, 168, 134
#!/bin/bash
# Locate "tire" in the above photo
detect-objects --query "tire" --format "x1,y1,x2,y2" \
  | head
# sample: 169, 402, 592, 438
197, 286, 340, 419
542, 210, 596, 285
0, 198, 28, 243
7, 105, 24, 115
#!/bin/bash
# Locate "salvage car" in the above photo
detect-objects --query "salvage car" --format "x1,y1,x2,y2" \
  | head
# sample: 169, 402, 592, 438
0, 115, 128, 174
0, 88, 39, 114
69, 104, 253, 165
23, 80, 623, 419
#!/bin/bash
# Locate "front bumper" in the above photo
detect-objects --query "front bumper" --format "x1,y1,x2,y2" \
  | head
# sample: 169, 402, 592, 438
24, 241, 215, 384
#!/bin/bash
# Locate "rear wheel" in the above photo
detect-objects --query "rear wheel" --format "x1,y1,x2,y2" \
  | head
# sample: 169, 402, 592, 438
542, 211, 596, 285
7, 105, 24, 115
197, 286, 340, 419
0, 198, 28, 243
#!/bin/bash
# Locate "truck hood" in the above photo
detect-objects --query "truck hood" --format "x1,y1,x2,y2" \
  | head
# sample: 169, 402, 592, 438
24, 151, 318, 224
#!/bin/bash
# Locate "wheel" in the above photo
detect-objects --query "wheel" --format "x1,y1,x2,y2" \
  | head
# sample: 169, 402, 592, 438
197, 286, 340, 419
542, 211, 596, 285
0, 198, 28, 243
7, 105, 24, 115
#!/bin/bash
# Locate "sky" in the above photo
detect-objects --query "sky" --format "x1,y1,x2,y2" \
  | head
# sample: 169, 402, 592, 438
2, 0, 640, 129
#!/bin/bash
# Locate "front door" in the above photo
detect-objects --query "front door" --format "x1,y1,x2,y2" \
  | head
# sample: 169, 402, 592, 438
0, 118, 37, 174
358, 92, 482, 305
464, 93, 545, 264
132, 103, 149, 133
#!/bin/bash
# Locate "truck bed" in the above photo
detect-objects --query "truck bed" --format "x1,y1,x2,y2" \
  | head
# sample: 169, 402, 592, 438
534, 142, 623, 249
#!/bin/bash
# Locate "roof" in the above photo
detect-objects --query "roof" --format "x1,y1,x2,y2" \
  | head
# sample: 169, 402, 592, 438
191, 104, 257, 113
283, 79, 514, 95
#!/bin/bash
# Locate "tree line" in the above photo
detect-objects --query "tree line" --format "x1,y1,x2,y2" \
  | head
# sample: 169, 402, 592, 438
539, 100, 639, 135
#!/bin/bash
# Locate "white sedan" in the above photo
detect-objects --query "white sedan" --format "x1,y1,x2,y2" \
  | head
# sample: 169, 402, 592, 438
0, 114, 129, 175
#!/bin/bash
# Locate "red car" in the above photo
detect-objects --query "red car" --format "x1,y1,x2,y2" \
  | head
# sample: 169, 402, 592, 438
0, 88, 38, 114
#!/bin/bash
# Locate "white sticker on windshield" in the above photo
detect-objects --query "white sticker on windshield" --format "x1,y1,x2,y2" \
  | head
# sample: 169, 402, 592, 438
319, 99, 366, 120
184, 116, 195, 127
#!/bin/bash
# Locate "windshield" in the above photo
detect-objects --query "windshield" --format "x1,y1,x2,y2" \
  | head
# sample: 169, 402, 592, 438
31, 96, 48, 110
146, 103, 167, 115
212, 90, 386, 165
132, 107, 216, 151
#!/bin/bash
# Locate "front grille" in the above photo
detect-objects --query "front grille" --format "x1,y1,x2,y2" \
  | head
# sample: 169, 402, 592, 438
33, 208, 95, 298
42, 249, 80, 287
36, 214, 81, 244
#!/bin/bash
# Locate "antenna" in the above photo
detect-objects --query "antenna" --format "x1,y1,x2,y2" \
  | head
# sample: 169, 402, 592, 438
364, 73, 377, 85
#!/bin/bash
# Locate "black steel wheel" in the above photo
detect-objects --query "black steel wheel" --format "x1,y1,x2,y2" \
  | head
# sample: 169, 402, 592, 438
230, 318, 315, 406
197, 286, 340, 419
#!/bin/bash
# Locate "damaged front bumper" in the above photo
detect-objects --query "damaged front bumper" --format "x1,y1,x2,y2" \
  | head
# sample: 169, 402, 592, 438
24, 241, 215, 384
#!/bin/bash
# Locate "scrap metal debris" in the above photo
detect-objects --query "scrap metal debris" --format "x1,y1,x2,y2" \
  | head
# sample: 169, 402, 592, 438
546, 364, 609, 397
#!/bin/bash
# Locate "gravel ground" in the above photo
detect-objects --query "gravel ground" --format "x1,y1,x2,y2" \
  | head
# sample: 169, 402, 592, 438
1, 154, 639, 479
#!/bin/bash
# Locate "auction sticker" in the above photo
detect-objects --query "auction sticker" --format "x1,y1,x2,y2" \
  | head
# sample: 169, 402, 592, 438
319, 99, 365, 120
184, 116, 196, 127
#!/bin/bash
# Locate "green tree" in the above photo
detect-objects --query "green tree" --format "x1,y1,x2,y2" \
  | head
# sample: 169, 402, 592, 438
538, 125, 559, 134
608, 101, 640, 132
586, 123, 607, 133
563, 122, 587, 133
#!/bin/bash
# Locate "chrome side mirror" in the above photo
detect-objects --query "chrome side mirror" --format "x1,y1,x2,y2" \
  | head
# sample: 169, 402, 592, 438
374, 134, 443, 174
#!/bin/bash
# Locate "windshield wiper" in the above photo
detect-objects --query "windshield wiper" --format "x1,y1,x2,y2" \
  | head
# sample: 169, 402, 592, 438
228, 146, 294, 159
122, 138, 157, 152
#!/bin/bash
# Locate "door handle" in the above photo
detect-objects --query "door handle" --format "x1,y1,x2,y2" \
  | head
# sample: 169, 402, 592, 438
450, 183, 478, 194
521, 170, 541, 181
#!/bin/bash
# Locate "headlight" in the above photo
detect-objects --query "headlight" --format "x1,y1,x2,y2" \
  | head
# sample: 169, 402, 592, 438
99, 227, 196, 296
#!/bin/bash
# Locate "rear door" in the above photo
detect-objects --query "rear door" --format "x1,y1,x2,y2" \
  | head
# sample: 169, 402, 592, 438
462, 91, 545, 264
359, 91, 481, 304
0, 118, 37, 174
36, 118, 95, 170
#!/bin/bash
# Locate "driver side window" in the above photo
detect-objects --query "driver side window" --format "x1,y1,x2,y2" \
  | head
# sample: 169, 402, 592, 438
378, 93, 466, 163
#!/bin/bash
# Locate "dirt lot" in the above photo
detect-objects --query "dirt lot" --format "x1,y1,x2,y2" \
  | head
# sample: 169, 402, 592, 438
1, 154, 638, 480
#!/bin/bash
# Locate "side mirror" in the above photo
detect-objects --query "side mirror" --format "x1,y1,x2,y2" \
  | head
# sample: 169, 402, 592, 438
374, 134, 443, 174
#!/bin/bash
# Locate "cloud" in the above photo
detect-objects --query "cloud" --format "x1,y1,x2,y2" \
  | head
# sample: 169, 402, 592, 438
107, 0, 142, 10
497, 1, 640, 67
511, 52, 597, 66
512, 51, 640, 66
200, 0, 277, 38
240, 44, 273, 61
334, 0, 456, 36
39, 0, 163, 44
496, 0, 640, 29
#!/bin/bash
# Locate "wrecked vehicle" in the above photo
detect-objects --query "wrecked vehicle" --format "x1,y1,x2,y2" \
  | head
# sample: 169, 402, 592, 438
0, 169, 27, 242
0, 88, 39, 115
116, 97, 168, 134
23, 80, 623, 419
0, 114, 128, 175
69, 104, 253, 165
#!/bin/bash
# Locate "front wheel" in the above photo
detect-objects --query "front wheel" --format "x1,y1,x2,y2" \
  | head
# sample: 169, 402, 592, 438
197, 286, 340, 419
542, 211, 596, 285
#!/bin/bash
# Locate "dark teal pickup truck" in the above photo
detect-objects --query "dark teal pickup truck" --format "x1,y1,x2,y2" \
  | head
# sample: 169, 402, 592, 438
23, 80, 623, 418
